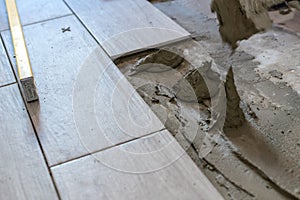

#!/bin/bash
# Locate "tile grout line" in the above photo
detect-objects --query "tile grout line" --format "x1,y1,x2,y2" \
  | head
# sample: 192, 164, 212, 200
50, 128, 167, 169
0, 81, 16, 89
0, 34, 18, 85
0, 34, 17, 89
0, 13, 74, 33
18, 86, 63, 200
0, 31, 62, 200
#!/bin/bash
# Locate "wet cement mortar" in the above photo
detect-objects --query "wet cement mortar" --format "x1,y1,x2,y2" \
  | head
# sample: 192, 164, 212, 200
116, 1, 300, 199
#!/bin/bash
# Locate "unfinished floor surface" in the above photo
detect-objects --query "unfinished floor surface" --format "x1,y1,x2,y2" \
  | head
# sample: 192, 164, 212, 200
149, 0, 300, 199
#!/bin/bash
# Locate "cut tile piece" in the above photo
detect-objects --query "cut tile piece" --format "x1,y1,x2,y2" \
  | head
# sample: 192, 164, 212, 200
0, 39, 14, 86
0, 84, 58, 200
64, 0, 190, 59
52, 130, 223, 200
0, 0, 72, 31
2, 15, 164, 166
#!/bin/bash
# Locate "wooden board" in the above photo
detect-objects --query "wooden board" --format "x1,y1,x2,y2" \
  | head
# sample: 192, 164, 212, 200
64, 0, 190, 59
52, 130, 223, 200
0, 84, 58, 200
0, 39, 14, 86
5, 0, 38, 102
1, 15, 164, 166
0, 0, 72, 31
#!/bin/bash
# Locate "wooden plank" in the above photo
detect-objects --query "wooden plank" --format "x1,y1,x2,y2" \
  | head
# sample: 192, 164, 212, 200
0, 39, 15, 86
52, 130, 223, 200
0, 0, 72, 31
1, 15, 164, 166
0, 84, 58, 200
64, 0, 190, 59
5, 0, 38, 102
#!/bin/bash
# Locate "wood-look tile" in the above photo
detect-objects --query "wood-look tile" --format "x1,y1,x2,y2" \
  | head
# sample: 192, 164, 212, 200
64, 0, 190, 59
0, 84, 58, 200
1, 15, 164, 166
52, 130, 223, 200
0, 0, 72, 31
0, 39, 14, 86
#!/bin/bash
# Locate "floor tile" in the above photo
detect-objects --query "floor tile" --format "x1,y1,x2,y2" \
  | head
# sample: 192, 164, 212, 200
0, 84, 58, 200
64, 0, 190, 59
